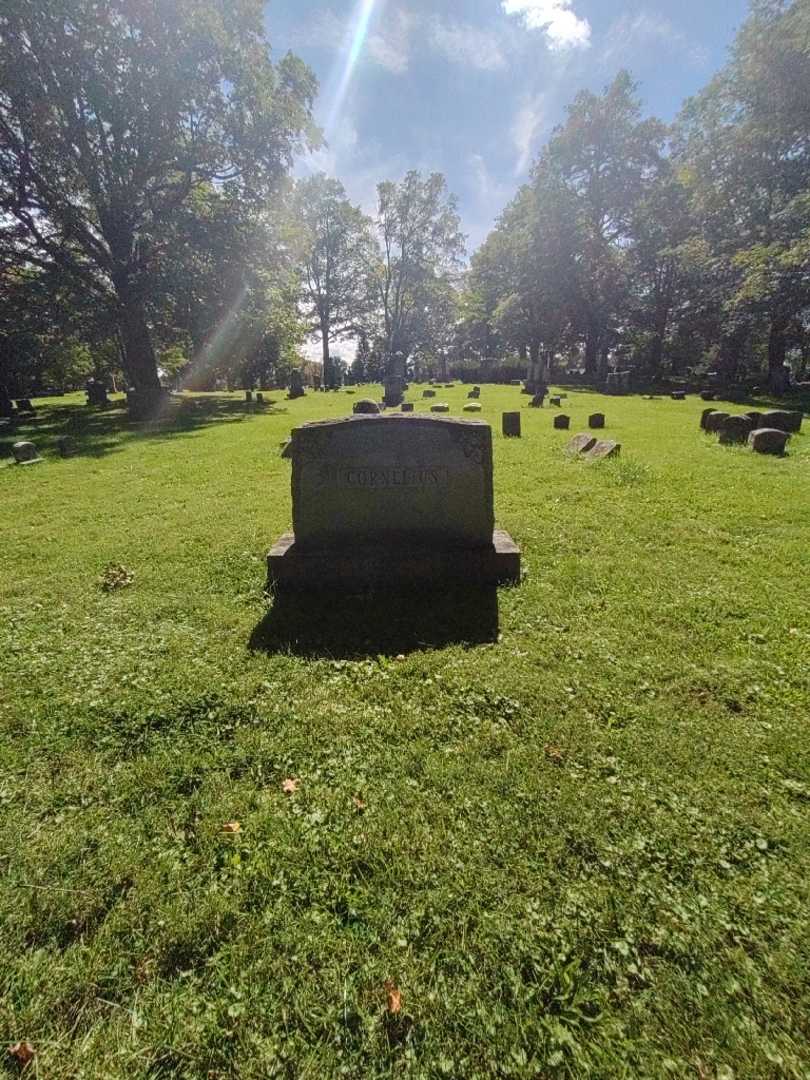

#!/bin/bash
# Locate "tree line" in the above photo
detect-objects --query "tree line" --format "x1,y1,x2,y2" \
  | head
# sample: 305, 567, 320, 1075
1, 0, 808, 400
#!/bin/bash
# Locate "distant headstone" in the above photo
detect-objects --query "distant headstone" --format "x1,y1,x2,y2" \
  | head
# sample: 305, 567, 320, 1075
744, 411, 763, 427
748, 428, 790, 456
85, 380, 109, 407
288, 371, 305, 400
256, 392, 264, 404
510, 379, 522, 386
423, 389, 436, 399
353, 399, 381, 415
502, 412, 521, 437
56, 435, 78, 458
700, 407, 717, 430
549, 396, 562, 407
463, 403, 482, 412
704, 411, 730, 433
15, 398, 35, 415
671, 391, 686, 401
553, 414, 570, 430
565, 433, 597, 456
431, 403, 450, 413
761, 410, 802, 433
245, 390, 253, 403
401, 402, 414, 413
719, 415, 755, 445
268, 414, 520, 589
12, 440, 41, 465
467, 388, 480, 399
700, 390, 716, 401
588, 413, 605, 429
586, 439, 621, 461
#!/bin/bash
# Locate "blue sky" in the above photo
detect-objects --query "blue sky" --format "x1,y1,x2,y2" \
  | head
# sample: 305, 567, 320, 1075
266, 0, 750, 252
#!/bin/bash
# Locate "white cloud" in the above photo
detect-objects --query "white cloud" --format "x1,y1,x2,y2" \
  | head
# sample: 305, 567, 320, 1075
501, 0, 591, 51
601, 11, 708, 69
427, 17, 506, 71
511, 94, 547, 175
367, 9, 415, 74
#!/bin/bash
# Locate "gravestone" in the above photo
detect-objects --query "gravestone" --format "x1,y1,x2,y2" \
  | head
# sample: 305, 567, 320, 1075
553, 414, 570, 430
749, 428, 790, 456
245, 390, 253, 403
15, 398, 35, 415
256, 392, 264, 404
12, 441, 41, 465
588, 413, 605, 429
463, 403, 482, 413
85, 380, 109, 407
704, 411, 730, 433
671, 391, 686, 401
423, 389, 436, 399
502, 412, 521, 437
353, 399, 380, 415
510, 380, 522, 387
288, 371, 305, 400
606, 371, 631, 395
700, 390, 716, 401
549, 396, 562, 407
586, 439, 621, 461
268, 415, 520, 589
467, 388, 480, 399
700, 407, 716, 430
719, 415, 755, 445
744, 411, 763, 427
431, 403, 450, 413
0, 385, 14, 418
565, 433, 597, 456
401, 402, 414, 413
761, 410, 802, 433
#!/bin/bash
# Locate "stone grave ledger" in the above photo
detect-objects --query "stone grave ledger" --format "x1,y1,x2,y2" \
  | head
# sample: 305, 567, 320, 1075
268, 415, 520, 590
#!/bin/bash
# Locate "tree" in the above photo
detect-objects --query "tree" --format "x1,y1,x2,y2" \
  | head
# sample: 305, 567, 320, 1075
291, 174, 375, 388
373, 171, 465, 366
0, 0, 318, 399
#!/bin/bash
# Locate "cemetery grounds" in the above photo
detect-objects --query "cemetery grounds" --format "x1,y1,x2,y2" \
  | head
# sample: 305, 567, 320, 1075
2, 385, 810, 1079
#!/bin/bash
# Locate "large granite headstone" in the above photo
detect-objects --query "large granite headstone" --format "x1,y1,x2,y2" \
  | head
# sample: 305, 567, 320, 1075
749, 428, 790, 455
719, 415, 755, 445
761, 410, 802, 434
268, 415, 520, 590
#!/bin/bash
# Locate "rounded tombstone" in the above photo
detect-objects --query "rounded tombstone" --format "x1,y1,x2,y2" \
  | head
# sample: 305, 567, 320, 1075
719, 414, 755, 445
554, 414, 571, 430
352, 399, 380, 415
12, 440, 41, 465
761, 409, 802, 434
748, 427, 790, 456
704, 411, 730, 433
463, 402, 482, 413
588, 413, 605, 429
700, 390, 716, 402
431, 403, 450, 413
671, 391, 686, 401
744, 411, 763, 427
700, 407, 717, 430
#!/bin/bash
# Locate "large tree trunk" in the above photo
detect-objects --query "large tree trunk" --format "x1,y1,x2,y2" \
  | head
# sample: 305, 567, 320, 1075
118, 296, 160, 391
767, 314, 790, 394
584, 333, 598, 377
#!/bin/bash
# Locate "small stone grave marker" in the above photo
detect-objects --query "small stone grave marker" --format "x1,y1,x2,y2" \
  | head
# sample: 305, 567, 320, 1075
588, 413, 605, 429
586, 439, 621, 461
549, 396, 562, 407
431, 403, 450, 413
749, 428, 790, 455
401, 402, 414, 413
502, 412, 521, 437
671, 391, 686, 401
12, 441, 41, 465
719, 415, 754, 445
423, 389, 436, 399
704, 411, 729, 433
700, 407, 716, 430
56, 435, 77, 458
464, 403, 482, 412
353, 399, 380, 415
565, 433, 596, 455
553, 414, 570, 430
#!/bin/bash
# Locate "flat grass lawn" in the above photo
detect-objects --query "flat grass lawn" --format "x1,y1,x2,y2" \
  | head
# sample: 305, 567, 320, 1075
2, 385, 810, 1079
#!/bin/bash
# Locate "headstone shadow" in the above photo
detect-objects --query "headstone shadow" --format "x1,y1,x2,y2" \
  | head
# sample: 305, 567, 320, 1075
249, 586, 500, 659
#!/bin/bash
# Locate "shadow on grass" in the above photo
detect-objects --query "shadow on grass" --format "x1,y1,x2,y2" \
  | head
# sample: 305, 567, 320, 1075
249, 587, 499, 659
0, 394, 287, 461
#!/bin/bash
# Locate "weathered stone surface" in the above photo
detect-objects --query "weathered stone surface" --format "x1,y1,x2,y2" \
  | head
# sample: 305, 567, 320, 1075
761, 409, 802, 433
423, 389, 436, 398
704, 411, 730, 433
700, 407, 717, 430
744, 411, 763, 426
286, 416, 495, 552
353, 399, 381, 415
431, 403, 450, 413
401, 402, 414, 412
463, 403, 482, 412
85, 380, 108, 407
565, 433, 597, 455
553, 414, 570, 430
748, 427, 790, 455
586, 439, 621, 461
588, 413, 605, 429
12, 440, 41, 464
719, 414, 755, 445
502, 412, 521, 437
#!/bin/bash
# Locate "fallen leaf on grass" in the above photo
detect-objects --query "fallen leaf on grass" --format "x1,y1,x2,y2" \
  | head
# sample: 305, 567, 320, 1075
544, 743, 566, 764
282, 778, 300, 795
8, 1041, 35, 1066
352, 795, 366, 812
99, 563, 135, 592
222, 821, 241, 834
384, 980, 402, 1014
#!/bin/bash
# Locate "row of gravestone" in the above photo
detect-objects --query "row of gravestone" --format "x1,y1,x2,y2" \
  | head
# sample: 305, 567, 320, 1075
701, 408, 802, 455
8, 437, 77, 464
0, 396, 37, 419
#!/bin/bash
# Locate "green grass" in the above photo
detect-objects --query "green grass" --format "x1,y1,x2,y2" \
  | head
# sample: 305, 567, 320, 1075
2, 385, 810, 1078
